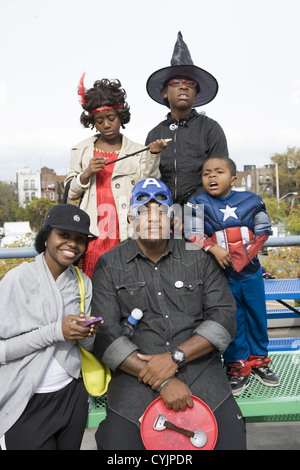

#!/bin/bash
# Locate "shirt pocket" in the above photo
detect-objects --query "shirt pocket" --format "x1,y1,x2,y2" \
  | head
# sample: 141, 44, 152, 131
116, 281, 149, 316
174, 279, 203, 317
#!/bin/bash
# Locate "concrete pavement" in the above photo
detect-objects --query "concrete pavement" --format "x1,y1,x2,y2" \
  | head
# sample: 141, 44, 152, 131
80, 421, 300, 450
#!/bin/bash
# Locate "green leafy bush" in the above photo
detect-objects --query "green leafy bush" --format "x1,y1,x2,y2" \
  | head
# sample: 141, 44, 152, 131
261, 247, 300, 279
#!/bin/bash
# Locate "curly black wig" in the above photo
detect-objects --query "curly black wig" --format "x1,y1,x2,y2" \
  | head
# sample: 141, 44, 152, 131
80, 79, 131, 129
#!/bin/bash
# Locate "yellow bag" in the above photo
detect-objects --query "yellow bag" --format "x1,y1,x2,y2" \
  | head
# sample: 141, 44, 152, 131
75, 266, 111, 397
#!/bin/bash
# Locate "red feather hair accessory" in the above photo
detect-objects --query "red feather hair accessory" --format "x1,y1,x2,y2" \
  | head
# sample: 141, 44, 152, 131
78, 72, 86, 107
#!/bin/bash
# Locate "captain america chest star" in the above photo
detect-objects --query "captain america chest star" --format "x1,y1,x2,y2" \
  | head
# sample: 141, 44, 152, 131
219, 204, 238, 222
190, 191, 264, 236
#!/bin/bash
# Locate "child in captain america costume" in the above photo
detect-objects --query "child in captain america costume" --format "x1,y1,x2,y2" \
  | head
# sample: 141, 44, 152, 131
186, 155, 279, 396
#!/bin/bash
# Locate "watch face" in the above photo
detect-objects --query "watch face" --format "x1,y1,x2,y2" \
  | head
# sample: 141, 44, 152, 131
174, 350, 184, 362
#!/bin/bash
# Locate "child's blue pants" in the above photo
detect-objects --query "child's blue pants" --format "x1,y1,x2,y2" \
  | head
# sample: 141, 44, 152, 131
223, 267, 269, 363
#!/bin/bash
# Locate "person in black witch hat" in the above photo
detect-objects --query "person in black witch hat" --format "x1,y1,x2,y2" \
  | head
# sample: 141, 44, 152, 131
146, 31, 229, 207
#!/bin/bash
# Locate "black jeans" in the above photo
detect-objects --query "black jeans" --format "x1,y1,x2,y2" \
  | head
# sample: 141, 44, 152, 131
2, 379, 88, 450
95, 394, 247, 450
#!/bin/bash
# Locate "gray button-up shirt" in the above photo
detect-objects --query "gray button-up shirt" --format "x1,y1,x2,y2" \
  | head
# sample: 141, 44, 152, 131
92, 238, 236, 424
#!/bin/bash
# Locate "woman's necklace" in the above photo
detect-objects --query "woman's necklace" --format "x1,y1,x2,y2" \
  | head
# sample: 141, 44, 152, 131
94, 147, 120, 154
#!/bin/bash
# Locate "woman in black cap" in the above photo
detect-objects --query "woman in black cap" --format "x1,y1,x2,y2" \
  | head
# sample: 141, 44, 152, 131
0, 204, 100, 450
146, 31, 229, 207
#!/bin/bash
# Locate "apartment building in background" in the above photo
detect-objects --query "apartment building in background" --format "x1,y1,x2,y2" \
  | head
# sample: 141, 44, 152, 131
16, 163, 275, 207
16, 167, 41, 207
234, 164, 275, 196
16, 166, 66, 206
41, 167, 66, 204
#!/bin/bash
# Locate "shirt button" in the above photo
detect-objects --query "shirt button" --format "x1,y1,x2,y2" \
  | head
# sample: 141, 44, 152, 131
131, 180, 135, 185
166, 342, 170, 346
165, 314, 169, 318
121, 203, 126, 209
154, 266, 158, 270
158, 292, 162, 296
115, 183, 120, 189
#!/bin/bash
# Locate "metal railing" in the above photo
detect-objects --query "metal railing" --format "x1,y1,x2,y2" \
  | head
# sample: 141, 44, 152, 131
0, 236, 299, 261
263, 236, 300, 247
0, 247, 38, 259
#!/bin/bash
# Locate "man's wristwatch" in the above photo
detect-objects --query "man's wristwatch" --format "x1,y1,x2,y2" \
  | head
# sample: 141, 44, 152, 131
170, 347, 186, 369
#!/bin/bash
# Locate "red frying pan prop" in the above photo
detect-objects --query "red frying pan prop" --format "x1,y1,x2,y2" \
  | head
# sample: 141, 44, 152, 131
140, 396, 218, 450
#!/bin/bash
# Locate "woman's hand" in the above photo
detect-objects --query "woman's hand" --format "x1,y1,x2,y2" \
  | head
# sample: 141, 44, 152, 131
80, 156, 108, 183
80, 314, 102, 337
62, 313, 102, 342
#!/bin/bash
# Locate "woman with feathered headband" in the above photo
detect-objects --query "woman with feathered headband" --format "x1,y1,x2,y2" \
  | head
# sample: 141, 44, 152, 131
65, 75, 168, 278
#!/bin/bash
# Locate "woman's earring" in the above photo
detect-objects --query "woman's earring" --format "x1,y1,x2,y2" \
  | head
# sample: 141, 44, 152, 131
45, 241, 48, 247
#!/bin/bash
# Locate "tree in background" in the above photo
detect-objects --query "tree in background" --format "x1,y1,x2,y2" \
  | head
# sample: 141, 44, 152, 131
0, 181, 19, 225
0, 189, 55, 232
264, 198, 287, 225
26, 198, 55, 231
271, 146, 299, 198
285, 208, 300, 235
262, 146, 299, 232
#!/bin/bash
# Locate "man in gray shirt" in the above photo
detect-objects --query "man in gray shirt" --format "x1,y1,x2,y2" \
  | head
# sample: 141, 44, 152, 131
92, 178, 246, 450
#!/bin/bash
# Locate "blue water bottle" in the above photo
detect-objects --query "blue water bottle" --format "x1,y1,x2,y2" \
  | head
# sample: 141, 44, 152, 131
121, 308, 143, 338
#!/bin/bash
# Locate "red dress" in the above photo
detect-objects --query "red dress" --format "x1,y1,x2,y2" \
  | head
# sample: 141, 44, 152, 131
83, 149, 120, 278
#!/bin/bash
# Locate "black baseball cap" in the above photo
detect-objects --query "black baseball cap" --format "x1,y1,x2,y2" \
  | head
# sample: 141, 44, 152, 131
44, 204, 96, 237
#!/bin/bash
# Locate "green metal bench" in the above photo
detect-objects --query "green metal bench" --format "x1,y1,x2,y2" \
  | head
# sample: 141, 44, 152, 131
235, 351, 300, 422
87, 394, 107, 429
86, 350, 300, 428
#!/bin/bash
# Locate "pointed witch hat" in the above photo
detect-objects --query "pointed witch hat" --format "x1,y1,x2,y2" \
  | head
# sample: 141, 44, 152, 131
146, 31, 218, 107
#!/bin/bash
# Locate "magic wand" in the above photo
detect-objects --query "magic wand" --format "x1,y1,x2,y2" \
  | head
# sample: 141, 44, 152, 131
105, 139, 172, 165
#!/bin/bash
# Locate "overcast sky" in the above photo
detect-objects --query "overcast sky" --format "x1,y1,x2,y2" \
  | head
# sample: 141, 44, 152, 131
0, 0, 299, 182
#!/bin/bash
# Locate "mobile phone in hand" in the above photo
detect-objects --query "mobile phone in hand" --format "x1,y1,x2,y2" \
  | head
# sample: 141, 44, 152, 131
82, 317, 103, 327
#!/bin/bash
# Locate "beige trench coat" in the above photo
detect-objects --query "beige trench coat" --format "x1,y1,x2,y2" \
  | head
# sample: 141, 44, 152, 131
64, 134, 161, 240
